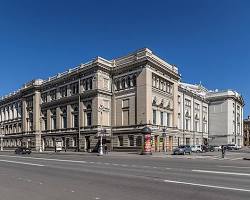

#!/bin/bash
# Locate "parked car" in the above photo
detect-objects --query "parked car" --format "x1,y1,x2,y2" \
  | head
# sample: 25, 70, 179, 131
173, 145, 192, 155
212, 145, 222, 151
226, 144, 241, 150
207, 145, 215, 152
201, 145, 209, 152
191, 145, 202, 153
15, 147, 31, 155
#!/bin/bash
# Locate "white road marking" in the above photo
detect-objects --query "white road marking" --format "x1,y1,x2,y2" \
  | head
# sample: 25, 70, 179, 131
163, 179, 250, 192
192, 169, 250, 177
0, 159, 44, 167
217, 165, 250, 169
0, 155, 87, 164
230, 157, 244, 161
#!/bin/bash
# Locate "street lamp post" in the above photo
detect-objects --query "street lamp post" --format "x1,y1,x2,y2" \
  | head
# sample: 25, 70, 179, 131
98, 105, 104, 156
162, 128, 167, 153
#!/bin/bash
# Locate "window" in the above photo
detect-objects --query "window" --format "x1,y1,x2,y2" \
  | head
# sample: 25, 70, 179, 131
185, 119, 189, 130
60, 86, 67, 98
160, 112, 164, 126
185, 99, 191, 107
153, 110, 157, 125
132, 75, 136, 87
194, 121, 199, 132
195, 103, 200, 110
50, 90, 57, 101
51, 110, 56, 130
203, 123, 207, 133
167, 113, 171, 127
122, 110, 129, 126
84, 78, 93, 91
118, 136, 123, 146
136, 136, 142, 146
128, 135, 134, 146
70, 82, 79, 95
186, 138, 190, 145
72, 106, 79, 128
86, 105, 92, 126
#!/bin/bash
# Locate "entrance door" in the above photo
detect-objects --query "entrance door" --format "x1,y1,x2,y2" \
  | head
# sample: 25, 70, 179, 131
85, 136, 90, 152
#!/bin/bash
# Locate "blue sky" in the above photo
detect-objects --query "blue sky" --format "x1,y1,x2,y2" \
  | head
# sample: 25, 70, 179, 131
0, 0, 249, 117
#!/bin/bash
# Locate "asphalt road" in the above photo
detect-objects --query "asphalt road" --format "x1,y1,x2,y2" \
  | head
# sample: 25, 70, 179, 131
0, 151, 250, 200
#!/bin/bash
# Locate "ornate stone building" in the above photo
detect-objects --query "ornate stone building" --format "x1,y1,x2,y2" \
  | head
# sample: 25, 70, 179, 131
0, 48, 180, 152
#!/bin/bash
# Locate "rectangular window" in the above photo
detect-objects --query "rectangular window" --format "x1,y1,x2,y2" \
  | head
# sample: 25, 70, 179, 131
50, 90, 57, 101
41, 93, 47, 103
118, 136, 123, 147
185, 119, 189, 130
186, 138, 190, 145
122, 99, 129, 108
73, 114, 79, 128
51, 117, 56, 130
87, 112, 92, 126
153, 110, 157, 125
136, 136, 142, 147
160, 112, 164, 126
122, 110, 129, 126
128, 135, 134, 146
70, 82, 79, 95
60, 86, 67, 98
167, 113, 171, 127
62, 116, 67, 129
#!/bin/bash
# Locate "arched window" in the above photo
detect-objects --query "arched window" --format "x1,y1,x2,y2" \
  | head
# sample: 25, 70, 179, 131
127, 76, 131, 88
116, 80, 120, 90
121, 78, 126, 89
132, 75, 137, 87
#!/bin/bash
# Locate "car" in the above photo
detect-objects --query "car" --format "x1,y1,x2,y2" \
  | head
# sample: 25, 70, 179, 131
173, 145, 192, 155
15, 147, 31, 155
212, 145, 221, 151
226, 144, 241, 150
191, 145, 202, 152
207, 145, 215, 152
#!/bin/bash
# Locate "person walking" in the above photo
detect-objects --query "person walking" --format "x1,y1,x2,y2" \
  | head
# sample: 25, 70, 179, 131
104, 144, 108, 154
221, 145, 226, 158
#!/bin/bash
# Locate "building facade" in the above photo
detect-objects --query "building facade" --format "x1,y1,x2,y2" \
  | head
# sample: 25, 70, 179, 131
0, 48, 181, 152
243, 116, 250, 146
0, 48, 244, 152
177, 83, 209, 147
206, 90, 244, 146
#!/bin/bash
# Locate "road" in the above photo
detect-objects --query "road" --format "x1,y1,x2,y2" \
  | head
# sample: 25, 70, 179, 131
0, 151, 250, 200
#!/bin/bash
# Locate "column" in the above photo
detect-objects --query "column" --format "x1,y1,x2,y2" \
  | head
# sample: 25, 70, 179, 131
33, 92, 41, 152
56, 107, 61, 129
67, 105, 72, 129
22, 99, 27, 132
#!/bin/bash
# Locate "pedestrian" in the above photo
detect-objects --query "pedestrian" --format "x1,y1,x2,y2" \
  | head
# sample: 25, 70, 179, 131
104, 144, 108, 154
221, 145, 226, 158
